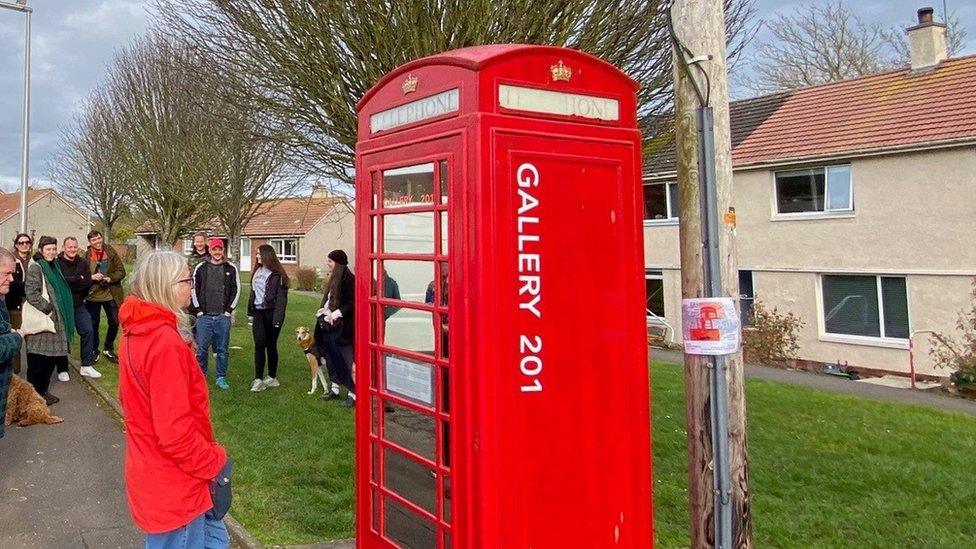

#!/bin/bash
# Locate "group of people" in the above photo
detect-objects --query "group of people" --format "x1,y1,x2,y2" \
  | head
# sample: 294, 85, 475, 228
0, 231, 126, 407
0, 227, 360, 545
182, 234, 356, 405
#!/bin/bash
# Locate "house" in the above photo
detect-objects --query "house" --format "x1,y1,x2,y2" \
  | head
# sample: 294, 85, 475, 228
0, 189, 91, 247
135, 193, 354, 274
643, 12, 976, 377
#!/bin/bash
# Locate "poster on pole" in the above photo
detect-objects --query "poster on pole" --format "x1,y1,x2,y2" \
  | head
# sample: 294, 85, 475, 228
681, 297, 741, 355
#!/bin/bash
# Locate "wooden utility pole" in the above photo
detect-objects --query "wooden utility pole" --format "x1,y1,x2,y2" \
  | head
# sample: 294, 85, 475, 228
670, 0, 753, 547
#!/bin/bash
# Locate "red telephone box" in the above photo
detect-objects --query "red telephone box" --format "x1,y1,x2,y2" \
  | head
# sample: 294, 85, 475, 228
355, 44, 652, 548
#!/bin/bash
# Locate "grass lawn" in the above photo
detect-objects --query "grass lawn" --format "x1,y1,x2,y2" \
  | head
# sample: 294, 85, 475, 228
86, 286, 976, 546
651, 363, 976, 547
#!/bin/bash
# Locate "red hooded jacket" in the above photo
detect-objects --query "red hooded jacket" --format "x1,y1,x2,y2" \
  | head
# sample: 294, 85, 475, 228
118, 296, 227, 534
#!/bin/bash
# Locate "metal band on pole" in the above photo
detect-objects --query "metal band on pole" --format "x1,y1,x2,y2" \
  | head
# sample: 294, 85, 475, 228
697, 106, 733, 548
19, 8, 31, 234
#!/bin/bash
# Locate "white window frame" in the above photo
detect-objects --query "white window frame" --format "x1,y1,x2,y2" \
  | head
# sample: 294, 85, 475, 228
182, 238, 193, 255
643, 181, 679, 225
772, 164, 854, 219
269, 238, 298, 264
645, 270, 666, 323
816, 274, 910, 349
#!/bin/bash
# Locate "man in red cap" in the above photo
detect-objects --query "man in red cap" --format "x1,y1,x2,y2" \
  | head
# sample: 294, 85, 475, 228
190, 238, 240, 389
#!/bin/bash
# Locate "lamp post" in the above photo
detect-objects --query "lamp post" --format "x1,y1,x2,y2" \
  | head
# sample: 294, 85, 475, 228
0, 0, 31, 235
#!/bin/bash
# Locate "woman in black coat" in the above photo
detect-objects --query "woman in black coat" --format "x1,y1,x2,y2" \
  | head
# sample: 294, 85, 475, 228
247, 244, 289, 392
316, 249, 355, 406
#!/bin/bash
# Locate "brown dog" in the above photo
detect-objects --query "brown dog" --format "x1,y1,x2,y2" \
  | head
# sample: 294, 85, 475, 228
296, 326, 330, 395
5, 375, 63, 427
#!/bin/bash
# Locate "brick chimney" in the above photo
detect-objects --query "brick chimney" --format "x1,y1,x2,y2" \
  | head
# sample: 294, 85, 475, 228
907, 7, 947, 71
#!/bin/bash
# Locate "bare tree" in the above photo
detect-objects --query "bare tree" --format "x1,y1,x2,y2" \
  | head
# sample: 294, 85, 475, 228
206, 104, 298, 262
744, 1, 971, 94
157, 0, 756, 184
103, 32, 224, 246
50, 89, 131, 243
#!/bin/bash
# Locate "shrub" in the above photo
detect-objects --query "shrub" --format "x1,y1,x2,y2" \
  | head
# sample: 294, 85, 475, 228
930, 278, 976, 393
294, 267, 319, 291
743, 300, 804, 365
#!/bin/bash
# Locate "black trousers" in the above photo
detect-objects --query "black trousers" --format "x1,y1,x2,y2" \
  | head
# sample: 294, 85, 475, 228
252, 309, 282, 380
26, 354, 67, 396
317, 325, 355, 394
86, 299, 120, 353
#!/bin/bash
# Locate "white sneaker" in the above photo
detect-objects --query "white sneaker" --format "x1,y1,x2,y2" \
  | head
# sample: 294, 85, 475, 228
250, 379, 266, 392
79, 366, 103, 379
58, 372, 70, 382
262, 377, 280, 388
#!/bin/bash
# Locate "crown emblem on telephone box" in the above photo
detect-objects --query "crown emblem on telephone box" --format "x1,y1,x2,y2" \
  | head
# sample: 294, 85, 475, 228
550, 60, 572, 82
402, 74, 419, 94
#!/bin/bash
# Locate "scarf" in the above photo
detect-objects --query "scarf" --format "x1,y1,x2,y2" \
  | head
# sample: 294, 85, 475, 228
39, 258, 75, 344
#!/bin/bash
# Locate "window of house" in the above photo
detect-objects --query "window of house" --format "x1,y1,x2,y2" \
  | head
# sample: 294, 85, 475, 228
645, 270, 665, 320
775, 165, 852, 214
182, 238, 193, 255
643, 182, 679, 222
270, 238, 298, 263
821, 275, 909, 339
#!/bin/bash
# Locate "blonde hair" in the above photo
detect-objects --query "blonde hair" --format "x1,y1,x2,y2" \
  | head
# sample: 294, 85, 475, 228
128, 249, 190, 329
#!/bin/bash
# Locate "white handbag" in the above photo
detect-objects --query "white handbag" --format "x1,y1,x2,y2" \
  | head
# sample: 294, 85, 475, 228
21, 269, 56, 335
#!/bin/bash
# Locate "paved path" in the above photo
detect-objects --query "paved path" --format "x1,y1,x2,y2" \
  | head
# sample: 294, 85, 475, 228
0, 373, 144, 548
651, 348, 976, 418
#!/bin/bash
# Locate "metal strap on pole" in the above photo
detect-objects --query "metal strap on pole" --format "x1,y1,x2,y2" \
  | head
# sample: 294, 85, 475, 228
697, 106, 733, 548
19, 8, 31, 235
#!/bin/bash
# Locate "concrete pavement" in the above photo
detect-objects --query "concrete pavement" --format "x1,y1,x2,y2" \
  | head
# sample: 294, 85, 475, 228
0, 373, 143, 548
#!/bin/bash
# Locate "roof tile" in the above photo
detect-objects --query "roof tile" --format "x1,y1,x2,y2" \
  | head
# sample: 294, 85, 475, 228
646, 55, 976, 176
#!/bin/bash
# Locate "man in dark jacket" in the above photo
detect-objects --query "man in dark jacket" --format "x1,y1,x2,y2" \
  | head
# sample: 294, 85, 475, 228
85, 230, 126, 364
0, 247, 25, 439
58, 237, 100, 379
191, 239, 240, 389
187, 232, 210, 269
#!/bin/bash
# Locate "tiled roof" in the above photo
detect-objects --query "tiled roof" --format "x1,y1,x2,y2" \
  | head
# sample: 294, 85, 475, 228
242, 196, 345, 236
646, 54, 976, 176
135, 195, 346, 237
0, 189, 75, 224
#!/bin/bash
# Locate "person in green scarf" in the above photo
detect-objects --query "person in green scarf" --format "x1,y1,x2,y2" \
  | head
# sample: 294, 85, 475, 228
23, 235, 74, 405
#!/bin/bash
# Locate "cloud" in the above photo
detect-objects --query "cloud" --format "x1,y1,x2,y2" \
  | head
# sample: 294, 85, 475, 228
0, 0, 152, 186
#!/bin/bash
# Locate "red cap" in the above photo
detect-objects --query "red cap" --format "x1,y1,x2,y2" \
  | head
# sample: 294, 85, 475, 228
208, 238, 224, 250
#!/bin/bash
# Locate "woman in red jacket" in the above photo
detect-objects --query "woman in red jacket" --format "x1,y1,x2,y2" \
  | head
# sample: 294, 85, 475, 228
118, 249, 229, 547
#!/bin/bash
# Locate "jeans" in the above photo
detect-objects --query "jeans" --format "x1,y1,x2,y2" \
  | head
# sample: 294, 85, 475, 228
145, 513, 228, 549
74, 303, 95, 366
86, 300, 120, 353
196, 314, 231, 378
319, 328, 355, 394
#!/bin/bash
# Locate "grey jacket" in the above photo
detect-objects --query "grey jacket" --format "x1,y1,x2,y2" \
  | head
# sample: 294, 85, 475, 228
24, 262, 69, 357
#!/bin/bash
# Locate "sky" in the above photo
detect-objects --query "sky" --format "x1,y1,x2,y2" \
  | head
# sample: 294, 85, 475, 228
0, 0, 972, 192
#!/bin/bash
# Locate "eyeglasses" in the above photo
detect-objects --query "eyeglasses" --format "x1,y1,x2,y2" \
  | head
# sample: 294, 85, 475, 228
175, 277, 194, 287
15, 240, 30, 246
